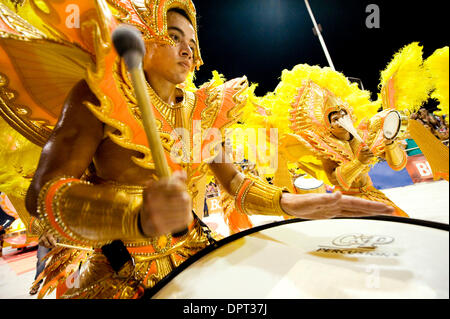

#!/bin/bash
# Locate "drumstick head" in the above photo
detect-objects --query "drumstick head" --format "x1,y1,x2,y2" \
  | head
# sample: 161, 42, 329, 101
112, 25, 146, 63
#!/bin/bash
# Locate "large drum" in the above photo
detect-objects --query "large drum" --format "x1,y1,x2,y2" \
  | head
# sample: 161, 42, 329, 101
146, 217, 449, 299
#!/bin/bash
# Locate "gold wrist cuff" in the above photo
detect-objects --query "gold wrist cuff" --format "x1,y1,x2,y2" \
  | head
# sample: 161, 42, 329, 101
385, 141, 407, 171
335, 159, 370, 190
38, 177, 146, 248
236, 176, 290, 217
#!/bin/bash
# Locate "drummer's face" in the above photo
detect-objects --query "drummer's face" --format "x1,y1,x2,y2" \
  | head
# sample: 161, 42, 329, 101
329, 110, 348, 129
143, 11, 195, 85
329, 110, 351, 140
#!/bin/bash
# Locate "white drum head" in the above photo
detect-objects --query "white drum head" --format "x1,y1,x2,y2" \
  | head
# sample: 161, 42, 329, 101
150, 218, 449, 299
294, 176, 324, 190
383, 110, 401, 139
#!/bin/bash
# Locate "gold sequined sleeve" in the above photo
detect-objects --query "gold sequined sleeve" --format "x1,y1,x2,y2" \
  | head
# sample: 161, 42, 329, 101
335, 159, 371, 191
37, 177, 146, 248
384, 141, 408, 171
231, 174, 292, 217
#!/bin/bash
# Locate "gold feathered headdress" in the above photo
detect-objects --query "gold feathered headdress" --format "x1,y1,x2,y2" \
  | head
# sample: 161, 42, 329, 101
243, 64, 377, 136
107, 0, 203, 69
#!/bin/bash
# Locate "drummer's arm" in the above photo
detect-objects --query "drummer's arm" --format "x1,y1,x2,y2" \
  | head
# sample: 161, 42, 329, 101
208, 146, 394, 219
25, 80, 104, 217
208, 142, 288, 217
209, 160, 290, 217
25, 81, 149, 247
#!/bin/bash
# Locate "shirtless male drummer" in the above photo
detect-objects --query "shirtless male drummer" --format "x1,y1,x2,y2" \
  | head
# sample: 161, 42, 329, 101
22, 1, 394, 298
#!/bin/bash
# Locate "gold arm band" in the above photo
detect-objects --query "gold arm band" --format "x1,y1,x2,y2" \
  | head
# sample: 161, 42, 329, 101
384, 141, 407, 171
37, 177, 146, 248
335, 159, 370, 190
235, 175, 291, 217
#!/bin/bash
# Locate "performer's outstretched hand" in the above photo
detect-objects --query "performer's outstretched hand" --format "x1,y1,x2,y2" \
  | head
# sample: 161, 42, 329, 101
280, 191, 395, 219
140, 170, 193, 237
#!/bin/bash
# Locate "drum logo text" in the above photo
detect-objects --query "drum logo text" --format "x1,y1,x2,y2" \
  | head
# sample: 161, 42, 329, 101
332, 234, 394, 248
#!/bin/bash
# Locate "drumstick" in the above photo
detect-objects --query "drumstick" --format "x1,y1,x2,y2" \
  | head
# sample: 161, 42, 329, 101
112, 25, 170, 178
112, 26, 188, 237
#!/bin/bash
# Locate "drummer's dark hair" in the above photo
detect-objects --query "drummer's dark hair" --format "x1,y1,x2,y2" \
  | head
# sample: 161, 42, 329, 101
168, 7, 193, 25
328, 109, 347, 123
328, 111, 339, 122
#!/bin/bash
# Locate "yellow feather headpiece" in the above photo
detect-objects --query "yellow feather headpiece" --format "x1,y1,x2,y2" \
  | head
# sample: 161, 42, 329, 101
379, 42, 432, 113
424, 46, 449, 116
242, 64, 377, 136
0, 116, 41, 199
107, 0, 203, 69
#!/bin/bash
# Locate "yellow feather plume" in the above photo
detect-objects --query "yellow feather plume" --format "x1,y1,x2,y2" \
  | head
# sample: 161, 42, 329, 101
242, 64, 376, 136
237, 83, 268, 129
198, 70, 226, 89
424, 47, 449, 116
238, 65, 378, 180
379, 42, 432, 113
1, 0, 58, 40
179, 71, 198, 92
0, 116, 41, 198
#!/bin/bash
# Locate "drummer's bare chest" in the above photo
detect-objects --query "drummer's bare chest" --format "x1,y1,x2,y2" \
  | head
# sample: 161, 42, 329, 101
93, 137, 156, 185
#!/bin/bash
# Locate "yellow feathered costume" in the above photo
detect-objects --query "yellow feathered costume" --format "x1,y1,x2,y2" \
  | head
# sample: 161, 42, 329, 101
239, 64, 380, 191
419, 46, 449, 180
378, 42, 448, 181
424, 46, 449, 117
239, 42, 446, 189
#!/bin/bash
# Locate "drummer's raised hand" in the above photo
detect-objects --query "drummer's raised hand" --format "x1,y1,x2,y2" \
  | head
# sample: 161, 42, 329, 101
280, 191, 395, 219
140, 170, 193, 237
357, 146, 374, 164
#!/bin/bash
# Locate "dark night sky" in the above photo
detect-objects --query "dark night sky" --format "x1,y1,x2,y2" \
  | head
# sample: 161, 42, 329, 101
192, 0, 448, 102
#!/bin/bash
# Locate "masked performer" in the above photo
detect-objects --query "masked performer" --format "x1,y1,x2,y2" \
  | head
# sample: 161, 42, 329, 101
287, 81, 410, 217
241, 44, 439, 218
0, 0, 394, 299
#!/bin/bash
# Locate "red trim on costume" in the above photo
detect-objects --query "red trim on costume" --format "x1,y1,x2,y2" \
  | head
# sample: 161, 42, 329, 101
28, 216, 36, 232
44, 178, 82, 244
387, 77, 396, 110
355, 130, 369, 156
335, 167, 351, 191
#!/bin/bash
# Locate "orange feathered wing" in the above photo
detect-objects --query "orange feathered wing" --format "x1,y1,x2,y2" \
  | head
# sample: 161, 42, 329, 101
0, 1, 106, 146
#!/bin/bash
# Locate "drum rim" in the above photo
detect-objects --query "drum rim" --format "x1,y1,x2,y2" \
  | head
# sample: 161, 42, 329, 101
142, 216, 449, 299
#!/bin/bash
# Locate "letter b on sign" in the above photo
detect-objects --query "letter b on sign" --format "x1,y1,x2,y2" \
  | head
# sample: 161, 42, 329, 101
416, 162, 432, 177
365, 4, 380, 29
